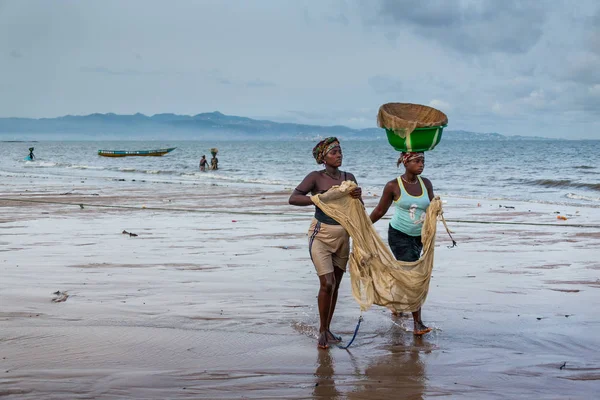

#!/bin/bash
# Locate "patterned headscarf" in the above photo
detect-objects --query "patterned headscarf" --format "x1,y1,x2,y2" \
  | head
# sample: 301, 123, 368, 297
312, 137, 340, 164
397, 152, 424, 167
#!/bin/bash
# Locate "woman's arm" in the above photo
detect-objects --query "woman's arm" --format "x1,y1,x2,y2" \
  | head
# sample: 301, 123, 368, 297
369, 181, 396, 223
289, 172, 317, 206
422, 177, 435, 201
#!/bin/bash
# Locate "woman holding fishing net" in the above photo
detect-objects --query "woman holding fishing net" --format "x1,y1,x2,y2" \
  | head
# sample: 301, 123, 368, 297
289, 137, 363, 349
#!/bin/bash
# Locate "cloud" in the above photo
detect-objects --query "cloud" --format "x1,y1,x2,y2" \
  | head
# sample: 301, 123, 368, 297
560, 53, 600, 85
79, 66, 167, 76
368, 74, 403, 94
206, 69, 275, 88
368, 0, 548, 54
326, 13, 349, 25
519, 89, 551, 110
428, 99, 451, 112
245, 79, 276, 88
586, 9, 600, 55
590, 84, 600, 96
9, 50, 22, 58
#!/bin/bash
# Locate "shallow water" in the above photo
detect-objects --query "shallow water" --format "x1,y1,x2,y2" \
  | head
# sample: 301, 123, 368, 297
1, 139, 599, 207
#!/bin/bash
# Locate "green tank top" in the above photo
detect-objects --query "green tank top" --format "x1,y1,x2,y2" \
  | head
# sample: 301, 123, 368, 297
390, 176, 430, 237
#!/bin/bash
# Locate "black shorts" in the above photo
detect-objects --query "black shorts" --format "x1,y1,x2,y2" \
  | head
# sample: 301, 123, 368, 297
388, 225, 423, 262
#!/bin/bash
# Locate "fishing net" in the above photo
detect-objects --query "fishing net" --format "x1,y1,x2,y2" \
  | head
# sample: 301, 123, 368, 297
311, 181, 444, 313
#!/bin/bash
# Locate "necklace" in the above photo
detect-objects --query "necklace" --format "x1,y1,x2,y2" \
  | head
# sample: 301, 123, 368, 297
323, 170, 341, 180
401, 175, 418, 184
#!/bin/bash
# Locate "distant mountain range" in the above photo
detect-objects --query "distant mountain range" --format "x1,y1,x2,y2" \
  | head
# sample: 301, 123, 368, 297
0, 112, 550, 140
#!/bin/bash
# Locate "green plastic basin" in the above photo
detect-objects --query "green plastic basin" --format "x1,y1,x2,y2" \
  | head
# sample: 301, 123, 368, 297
385, 125, 446, 152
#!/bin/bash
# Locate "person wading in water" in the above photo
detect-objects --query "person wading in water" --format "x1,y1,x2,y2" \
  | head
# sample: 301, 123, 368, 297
199, 155, 207, 171
369, 151, 434, 335
289, 137, 362, 349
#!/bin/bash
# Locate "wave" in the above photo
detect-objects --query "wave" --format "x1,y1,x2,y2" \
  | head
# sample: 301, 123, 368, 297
574, 165, 596, 170
79, 164, 294, 186
68, 165, 106, 170
24, 161, 57, 167
566, 193, 600, 202
189, 173, 291, 186
526, 179, 600, 192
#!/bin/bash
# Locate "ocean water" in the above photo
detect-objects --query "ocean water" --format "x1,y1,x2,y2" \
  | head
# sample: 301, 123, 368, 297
1, 139, 599, 207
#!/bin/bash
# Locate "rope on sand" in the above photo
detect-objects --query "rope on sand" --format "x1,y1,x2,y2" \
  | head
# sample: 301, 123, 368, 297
337, 314, 363, 350
2, 198, 599, 228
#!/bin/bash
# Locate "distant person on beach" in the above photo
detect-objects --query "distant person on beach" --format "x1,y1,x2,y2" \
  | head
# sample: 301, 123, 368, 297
289, 137, 362, 349
199, 155, 207, 171
28, 147, 35, 160
369, 151, 434, 335
210, 155, 219, 170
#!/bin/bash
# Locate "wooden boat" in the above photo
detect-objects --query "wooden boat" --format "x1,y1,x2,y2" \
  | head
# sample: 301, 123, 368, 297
97, 147, 176, 157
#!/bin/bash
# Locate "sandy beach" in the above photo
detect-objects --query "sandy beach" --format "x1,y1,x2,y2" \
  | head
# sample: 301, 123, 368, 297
1, 175, 599, 399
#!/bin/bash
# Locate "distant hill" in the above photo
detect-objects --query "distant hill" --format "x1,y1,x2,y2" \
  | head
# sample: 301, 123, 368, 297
442, 130, 549, 141
0, 112, 550, 141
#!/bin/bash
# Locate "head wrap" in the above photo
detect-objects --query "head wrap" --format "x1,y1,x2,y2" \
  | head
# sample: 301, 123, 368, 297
397, 152, 424, 167
312, 137, 340, 164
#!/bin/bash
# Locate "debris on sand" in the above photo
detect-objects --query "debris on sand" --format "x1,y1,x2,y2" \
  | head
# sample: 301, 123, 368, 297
52, 291, 69, 303
560, 362, 567, 370
122, 230, 138, 237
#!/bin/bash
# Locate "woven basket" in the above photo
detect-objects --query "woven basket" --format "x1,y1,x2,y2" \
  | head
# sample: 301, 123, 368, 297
378, 103, 448, 152
210, 148, 218, 157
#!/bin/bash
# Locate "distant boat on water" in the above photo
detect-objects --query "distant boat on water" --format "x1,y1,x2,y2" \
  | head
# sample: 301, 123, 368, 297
97, 147, 177, 157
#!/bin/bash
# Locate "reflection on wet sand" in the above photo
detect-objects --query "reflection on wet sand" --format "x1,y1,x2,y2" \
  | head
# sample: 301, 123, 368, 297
313, 351, 342, 399
311, 324, 432, 400
346, 330, 429, 400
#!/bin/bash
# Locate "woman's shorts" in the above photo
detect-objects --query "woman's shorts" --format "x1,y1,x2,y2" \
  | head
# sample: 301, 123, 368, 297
308, 219, 350, 276
388, 224, 423, 262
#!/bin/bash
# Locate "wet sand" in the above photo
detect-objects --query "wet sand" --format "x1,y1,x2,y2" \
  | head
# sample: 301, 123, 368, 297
1, 176, 600, 399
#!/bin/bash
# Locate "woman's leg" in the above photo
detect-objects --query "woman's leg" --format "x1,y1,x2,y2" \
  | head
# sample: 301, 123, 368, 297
310, 221, 348, 347
317, 272, 336, 348
325, 231, 349, 342
325, 266, 344, 342
412, 308, 431, 335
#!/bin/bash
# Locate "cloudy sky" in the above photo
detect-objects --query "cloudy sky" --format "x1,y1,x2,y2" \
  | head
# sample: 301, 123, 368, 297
1, 0, 599, 138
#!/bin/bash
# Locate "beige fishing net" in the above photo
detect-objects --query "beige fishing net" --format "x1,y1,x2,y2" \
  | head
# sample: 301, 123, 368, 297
311, 181, 444, 313
377, 103, 448, 138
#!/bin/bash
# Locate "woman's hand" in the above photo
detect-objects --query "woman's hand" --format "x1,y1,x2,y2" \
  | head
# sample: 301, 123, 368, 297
349, 186, 362, 199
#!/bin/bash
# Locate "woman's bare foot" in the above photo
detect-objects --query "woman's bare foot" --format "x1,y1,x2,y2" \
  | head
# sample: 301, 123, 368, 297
326, 330, 342, 343
413, 321, 432, 335
318, 331, 329, 349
